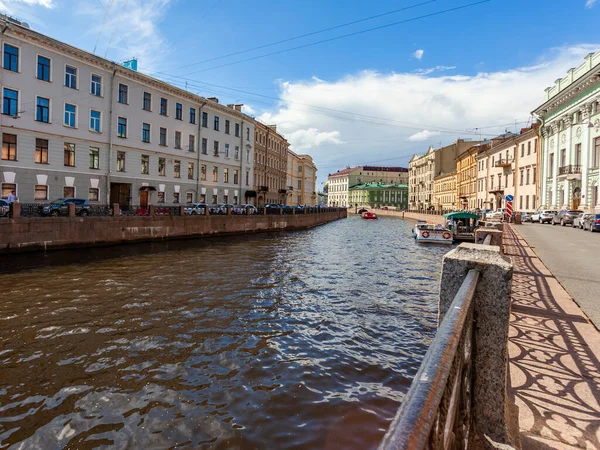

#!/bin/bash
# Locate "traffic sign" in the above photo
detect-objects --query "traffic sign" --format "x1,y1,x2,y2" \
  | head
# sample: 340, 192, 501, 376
505, 194, 514, 202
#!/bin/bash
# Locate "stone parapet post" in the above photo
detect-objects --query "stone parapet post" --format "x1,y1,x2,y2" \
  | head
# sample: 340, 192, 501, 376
292, 208, 295, 215
204, 205, 210, 216
68, 203, 76, 217
226, 206, 232, 216
10, 203, 20, 218
112, 203, 120, 216
179, 205, 185, 216
439, 243, 517, 449
149, 205, 155, 216
475, 228, 503, 248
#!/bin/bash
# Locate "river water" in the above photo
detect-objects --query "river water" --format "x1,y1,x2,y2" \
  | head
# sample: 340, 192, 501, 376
0, 216, 450, 450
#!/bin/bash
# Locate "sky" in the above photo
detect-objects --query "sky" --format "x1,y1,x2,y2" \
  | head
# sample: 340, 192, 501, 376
1, 0, 599, 187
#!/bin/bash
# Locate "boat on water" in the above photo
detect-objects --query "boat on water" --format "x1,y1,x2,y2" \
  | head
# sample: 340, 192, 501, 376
414, 222, 453, 245
361, 211, 378, 220
357, 208, 368, 214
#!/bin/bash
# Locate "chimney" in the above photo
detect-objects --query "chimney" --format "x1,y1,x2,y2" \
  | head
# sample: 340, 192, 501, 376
207, 97, 219, 103
234, 104, 243, 112
268, 125, 277, 132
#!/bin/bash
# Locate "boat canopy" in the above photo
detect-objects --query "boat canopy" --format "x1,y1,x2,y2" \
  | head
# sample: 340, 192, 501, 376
443, 212, 480, 220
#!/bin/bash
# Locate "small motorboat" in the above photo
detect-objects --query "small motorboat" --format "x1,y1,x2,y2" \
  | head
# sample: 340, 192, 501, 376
414, 223, 453, 245
361, 211, 378, 220
357, 208, 368, 214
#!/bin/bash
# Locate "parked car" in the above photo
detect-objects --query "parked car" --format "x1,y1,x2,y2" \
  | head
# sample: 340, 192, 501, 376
521, 211, 534, 223
264, 203, 283, 214
531, 210, 556, 224
552, 209, 583, 226
583, 213, 600, 232
485, 208, 506, 220
184, 203, 208, 215
40, 198, 90, 217
573, 213, 592, 229
0, 199, 9, 217
209, 203, 235, 215
233, 204, 257, 215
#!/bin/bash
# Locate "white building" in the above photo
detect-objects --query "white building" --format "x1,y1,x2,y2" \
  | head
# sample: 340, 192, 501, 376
534, 50, 600, 211
0, 15, 255, 206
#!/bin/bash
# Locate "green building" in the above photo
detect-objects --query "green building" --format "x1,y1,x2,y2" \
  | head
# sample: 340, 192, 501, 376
348, 182, 408, 209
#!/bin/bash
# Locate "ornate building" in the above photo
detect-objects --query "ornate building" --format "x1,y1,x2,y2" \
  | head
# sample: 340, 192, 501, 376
533, 50, 600, 210
348, 182, 408, 209
253, 122, 288, 206
433, 171, 456, 210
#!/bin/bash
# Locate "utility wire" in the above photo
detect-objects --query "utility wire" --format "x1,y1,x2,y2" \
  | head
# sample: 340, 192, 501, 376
157, 0, 436, 74
175, 0, 490, 76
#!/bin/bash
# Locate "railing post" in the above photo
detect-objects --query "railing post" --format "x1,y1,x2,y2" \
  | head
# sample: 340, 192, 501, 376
149, 205, 155, 216
68, 203, 76, 217
10, 202, 20, 218
204, 205, 210, 216
439, 243, 517, 448
226, 206, 232, 216
278, 207, 283, 215
263, 207, 267, 216
112, 203, 120, 216
475, 228, 503, 247
179, 205, 185, 216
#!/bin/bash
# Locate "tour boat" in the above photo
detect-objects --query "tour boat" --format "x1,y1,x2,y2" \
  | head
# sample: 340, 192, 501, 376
414, 223, 453, 245
361, 211, 378, 220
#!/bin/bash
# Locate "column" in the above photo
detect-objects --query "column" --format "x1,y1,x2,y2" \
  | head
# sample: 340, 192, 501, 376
581, 103, 592, 209
564, 117, 573, 208
541, 129, 549, 207
551, 123, 559, 207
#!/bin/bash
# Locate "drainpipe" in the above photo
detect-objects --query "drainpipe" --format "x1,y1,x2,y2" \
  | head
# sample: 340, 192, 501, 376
106, 65, 117, 204
197, 100, 207, 202
240, 118, 245, 204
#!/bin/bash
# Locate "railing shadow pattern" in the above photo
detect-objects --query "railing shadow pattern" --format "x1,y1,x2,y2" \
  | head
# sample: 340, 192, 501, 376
504, 226, 600, 449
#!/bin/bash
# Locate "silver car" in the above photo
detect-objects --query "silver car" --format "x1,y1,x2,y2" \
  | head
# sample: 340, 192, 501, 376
532, 210, 557, 224
573, 213, 592, 229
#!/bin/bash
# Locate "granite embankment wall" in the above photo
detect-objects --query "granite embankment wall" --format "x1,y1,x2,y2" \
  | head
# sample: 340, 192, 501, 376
357, 209, 447, 223
0, 210, 347, 254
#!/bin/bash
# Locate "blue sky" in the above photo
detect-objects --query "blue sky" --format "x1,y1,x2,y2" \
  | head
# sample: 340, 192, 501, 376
2, 0, 599, 185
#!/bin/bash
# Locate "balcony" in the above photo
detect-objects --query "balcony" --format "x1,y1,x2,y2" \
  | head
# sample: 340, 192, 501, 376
278, 189, 287, 194
257, 185, 269, 192
494, 158, 513, 168
558, 165, 582, 180
287, 185, 294, 191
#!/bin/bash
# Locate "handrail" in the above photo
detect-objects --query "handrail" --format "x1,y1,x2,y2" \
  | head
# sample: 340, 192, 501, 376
483, 233, 492, 245
379, 269, 480, 450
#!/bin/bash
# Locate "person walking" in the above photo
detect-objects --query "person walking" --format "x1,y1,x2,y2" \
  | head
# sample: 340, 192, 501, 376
7, 190, 16, 203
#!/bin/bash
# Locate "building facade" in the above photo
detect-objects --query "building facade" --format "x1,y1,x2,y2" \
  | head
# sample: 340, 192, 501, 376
514, 127, 540, 212
348, 182, 408, 209
253, 122, 288, 206
475, 134, 517, 211
327, 166, 408, 207
0, 15, 255, 206
534, 50, 600, 211
455, 145, 481, 210
433, 171, 456, 210
286, 150, 317, 206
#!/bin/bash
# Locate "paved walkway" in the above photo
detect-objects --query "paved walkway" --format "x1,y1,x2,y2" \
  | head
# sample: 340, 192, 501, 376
504, 225, 600, 449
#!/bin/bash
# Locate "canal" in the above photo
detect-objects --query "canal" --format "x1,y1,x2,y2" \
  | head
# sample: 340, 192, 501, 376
0, 216, 450, 450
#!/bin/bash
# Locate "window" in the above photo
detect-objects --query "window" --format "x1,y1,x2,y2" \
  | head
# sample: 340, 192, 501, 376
190, 107, 196, 124
575, 143, 582, 167
234, 169, 239, 184
64, 187, 75, 198
117, 117, 127, 138
143, 92, 152, 111
2, 133, 17, 161
246, 128, 250, 140
247, 149, 250, 163
200, 193, 206, 203
235, 123, 240, 137
160, 97, 167, 115
212, 194, 218, 204
160, 127, 167, 146
4, 44, 18, 72
202, 111, 208, 127
64, 142, 75, 167
35, 185, 48, 200
223, 195, 228, 204
560, 149, 566, 167
118, 83, 128, 104
213, 166, 218, 182
214, 116, 220, 131
188, 162, 194, 180
175, 131, 181, 149
65, 66, 77, 89
141, 155, 149, 174
520, 144, 524, 157
189, 134, 195, 152
225, 143, 229, 157
117, 151, 126, 172
35, 138, 48, 164
201, 165, 206, 181
235, 146, 239, 160
157, 192, 165, 203
173, 192, 180, 204
527, 141, 531, 155
186, 192, 193, 204
37, 55, 50, 81
89, 147, 99, 169
213, 141, 219, 156
526, 169, 530, 185
158, 157, 166, 176
534, 139, 537, 153
520, 170, 524, 186
91, 74, 102, 96
2, 88, 18, 116
202, 138, 207, 154
519, 195, 523, 210
225, 120, 230, 134
533, 167, 536, 183
224, 168, 229, 183
36, 97, 50, 123
174, 160, 181, 178
2, 183, 16, 199
297, 180, 302, 189
142, 123, 150, 143
175, 103, 182, 120
64, 103, 76, 128
246, 170, 249, 185
90, 109, 101, 132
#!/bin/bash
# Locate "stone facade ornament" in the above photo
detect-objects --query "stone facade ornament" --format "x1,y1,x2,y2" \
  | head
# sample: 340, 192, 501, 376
576, 126, 582, 138
550, 138, 555, 149
595, 119, 600, 133
561, 134, 567, 144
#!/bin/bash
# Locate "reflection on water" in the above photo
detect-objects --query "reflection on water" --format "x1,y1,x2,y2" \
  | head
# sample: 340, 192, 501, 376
0, 216, 450, 449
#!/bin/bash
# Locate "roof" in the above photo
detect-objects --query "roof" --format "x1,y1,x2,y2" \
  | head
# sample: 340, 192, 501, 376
328, 165, 408, 178
349, 182, 408, 190
443, 212, 480, 220
328, 167, 360, 177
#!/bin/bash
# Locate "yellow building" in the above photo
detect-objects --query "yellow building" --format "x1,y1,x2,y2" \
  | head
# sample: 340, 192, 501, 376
456, 145, 481, 210
433, 172, 457, 210
287, 150, 318, 206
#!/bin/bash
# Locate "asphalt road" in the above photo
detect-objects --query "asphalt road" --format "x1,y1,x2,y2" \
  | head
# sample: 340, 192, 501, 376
516, 221, 600, 329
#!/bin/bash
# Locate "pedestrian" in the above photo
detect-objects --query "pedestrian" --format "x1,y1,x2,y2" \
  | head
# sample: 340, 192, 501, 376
7, 190, 17, 203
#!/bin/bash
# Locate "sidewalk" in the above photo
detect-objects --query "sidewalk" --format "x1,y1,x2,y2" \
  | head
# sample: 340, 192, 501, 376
504, 225, 600, 449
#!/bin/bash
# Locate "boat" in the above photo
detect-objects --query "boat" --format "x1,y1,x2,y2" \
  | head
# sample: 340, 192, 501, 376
414, 222, 453, 245
443, 211, 481, 242
361, 211, 378, 220
412, 220, 428, 237
357, 208, 368, 214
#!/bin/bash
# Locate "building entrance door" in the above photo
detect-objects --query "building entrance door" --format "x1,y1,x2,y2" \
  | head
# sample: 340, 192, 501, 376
140, 190, 149, 208
110, 183, 131, 206
572, 187, 581, 210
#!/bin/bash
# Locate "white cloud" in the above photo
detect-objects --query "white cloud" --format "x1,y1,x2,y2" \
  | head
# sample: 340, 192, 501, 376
75, 0, 175, 72
586, 0, 597, 7
260, 45, 600, 183
413, 49, 424, 60
415, 65, 456, 75
242, 104, 256, 115
0, 0, 54, 10
408, 130, 440, 142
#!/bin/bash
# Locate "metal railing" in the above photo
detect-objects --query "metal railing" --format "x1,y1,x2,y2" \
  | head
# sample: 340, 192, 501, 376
558, 164, 582, 175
